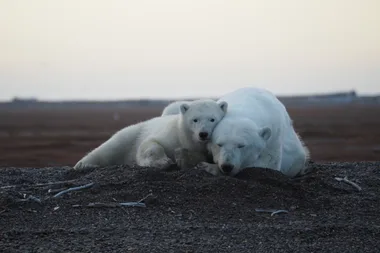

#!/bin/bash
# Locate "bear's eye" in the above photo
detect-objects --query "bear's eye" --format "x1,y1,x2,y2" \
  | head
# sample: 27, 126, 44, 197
237, 144, 245, 149
210, 118, 215, 122
193, 119, 198, 123
217, 143, 223, 147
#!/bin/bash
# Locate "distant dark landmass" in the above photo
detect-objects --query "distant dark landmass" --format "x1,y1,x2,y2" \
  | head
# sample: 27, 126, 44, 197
1, 91, 379, 109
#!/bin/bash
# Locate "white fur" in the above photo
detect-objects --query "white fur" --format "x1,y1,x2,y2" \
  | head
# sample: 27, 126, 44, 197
203, 87, 309, 178
162, 100, 192, 116
74, 99, 228, 169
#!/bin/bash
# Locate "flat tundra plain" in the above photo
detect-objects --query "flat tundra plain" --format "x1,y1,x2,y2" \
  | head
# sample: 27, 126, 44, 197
0, 104, 380, 252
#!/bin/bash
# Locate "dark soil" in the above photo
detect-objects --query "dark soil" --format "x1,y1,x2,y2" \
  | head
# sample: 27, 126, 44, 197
1, 162, 379, 253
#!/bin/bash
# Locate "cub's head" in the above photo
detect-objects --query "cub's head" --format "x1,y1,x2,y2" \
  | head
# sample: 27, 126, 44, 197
180, 99, 228, 143
207, 118, 271, 176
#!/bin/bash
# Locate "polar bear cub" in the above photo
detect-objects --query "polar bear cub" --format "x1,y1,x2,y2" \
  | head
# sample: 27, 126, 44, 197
202, 87, 309, 178
162, 100, 192, 116
74, 99, 228, 170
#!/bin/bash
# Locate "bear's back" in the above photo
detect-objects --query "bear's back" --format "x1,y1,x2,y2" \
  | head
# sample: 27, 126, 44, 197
218, 87, 287, 129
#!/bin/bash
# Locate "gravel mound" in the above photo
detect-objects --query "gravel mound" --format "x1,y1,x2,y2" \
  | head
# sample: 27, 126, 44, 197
1, 162, 379, 252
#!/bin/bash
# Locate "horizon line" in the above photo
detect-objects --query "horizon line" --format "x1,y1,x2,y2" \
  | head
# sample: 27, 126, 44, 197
2, 90, 380, 103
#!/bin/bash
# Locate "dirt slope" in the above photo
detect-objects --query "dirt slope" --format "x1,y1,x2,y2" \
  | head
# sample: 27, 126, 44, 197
1, 162, 379, 253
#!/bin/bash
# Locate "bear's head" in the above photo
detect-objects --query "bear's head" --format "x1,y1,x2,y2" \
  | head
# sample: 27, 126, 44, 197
207, 117, 271, 176
180, 99, 228, 143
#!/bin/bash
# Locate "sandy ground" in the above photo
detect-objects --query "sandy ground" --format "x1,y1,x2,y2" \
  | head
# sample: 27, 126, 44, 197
0, 105, 379, 167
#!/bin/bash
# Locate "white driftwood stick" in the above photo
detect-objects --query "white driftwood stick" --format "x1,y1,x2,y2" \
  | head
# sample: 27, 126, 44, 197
72, 202, 146, 208
53, 182, 94, 198
270, 210, 289, 216
334, 176, 362, 191
137, 193, 153, 203
119, 202, 146, 207
255, 208, 289, 216
1, 179, 77, 189
15, 195, 42, 204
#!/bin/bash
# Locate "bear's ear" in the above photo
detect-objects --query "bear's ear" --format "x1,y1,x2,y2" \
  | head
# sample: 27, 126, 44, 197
218, 101, 228, 113
259, 127, 271, 141
180, 103, 190, 114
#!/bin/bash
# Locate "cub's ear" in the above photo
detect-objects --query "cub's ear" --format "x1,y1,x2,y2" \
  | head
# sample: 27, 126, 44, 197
218, 101, 228, 113
180, 103, 190, 114
259, 127, 271, 141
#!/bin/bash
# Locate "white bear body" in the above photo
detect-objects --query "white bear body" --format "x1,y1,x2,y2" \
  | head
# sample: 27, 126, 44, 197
74, 116, 173, 167
162, 100, 192, 116
206, 87, 309, 177
74, 99, 228, 169
280, 130, 310, 176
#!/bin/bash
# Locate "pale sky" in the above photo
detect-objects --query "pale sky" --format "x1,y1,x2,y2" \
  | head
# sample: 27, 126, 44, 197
0, 0, 379, 101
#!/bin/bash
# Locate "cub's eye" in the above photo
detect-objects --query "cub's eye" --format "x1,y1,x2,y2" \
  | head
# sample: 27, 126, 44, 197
237, 144, 245, 149
217, 143, 223, 147
210, 118, 215, 122
193, 119, 198, 123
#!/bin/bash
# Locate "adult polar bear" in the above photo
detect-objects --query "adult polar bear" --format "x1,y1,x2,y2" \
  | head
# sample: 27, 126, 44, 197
202, 87, 309, 178
74, 99, 228, 170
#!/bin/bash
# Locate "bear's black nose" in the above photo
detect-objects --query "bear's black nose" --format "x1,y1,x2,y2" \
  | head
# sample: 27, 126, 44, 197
221, 164, 233, 174
199, 132, 208, 139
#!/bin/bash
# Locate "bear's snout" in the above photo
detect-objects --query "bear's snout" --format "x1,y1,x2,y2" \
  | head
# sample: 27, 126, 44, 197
199, 132, 209, 140
220, 164, 234, 174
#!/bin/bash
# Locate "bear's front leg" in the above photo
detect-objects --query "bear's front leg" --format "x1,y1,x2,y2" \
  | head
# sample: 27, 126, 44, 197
174, 148, 208, 169
73, 153, 103, 170
136, 140, 176, 170
255, 144, 282, 172
197, 162, 223, 176
73, 161, 100, 170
